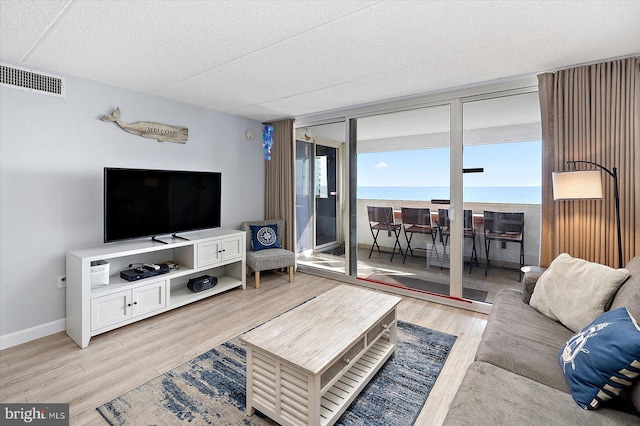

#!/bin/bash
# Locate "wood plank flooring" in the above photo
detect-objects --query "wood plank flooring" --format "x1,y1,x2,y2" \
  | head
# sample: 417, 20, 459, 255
0, 272, 487, 426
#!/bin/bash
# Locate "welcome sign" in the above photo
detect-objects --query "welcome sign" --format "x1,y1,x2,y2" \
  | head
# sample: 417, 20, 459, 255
101, 107, 188, 143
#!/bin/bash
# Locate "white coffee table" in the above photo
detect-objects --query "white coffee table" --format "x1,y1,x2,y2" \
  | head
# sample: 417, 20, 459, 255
240, 285, 401, 426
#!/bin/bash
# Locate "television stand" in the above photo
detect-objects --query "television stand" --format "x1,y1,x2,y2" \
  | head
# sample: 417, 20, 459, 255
171, 233, 191, 241
66, 228, 246, 348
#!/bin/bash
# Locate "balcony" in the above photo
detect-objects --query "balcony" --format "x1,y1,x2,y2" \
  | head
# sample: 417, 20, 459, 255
297, 199, 541, 305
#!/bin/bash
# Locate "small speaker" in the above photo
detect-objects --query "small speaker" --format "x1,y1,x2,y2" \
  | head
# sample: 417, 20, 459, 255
187, 275, 217, 292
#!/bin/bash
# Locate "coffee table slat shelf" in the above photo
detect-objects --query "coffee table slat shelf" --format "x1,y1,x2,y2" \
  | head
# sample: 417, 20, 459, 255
319, 338, 395, 425
241, 285, 401, 426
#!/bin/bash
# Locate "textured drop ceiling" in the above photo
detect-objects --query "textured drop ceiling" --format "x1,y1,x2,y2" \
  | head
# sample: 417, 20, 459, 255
1, 1, 639, 121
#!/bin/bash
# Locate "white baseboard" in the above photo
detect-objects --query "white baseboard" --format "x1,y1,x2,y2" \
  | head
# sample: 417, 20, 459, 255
0, 319, 66, 350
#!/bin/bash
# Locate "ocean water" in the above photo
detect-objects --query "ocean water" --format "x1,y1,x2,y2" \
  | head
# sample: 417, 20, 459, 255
358, 186, 541, 204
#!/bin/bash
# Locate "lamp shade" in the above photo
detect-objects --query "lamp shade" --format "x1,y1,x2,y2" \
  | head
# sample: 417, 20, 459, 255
552, 170, 603, 200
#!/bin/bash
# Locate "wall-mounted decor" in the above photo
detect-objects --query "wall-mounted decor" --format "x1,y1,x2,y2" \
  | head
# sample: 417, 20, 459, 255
101, 107, 188, 143
262, 123, 274, 160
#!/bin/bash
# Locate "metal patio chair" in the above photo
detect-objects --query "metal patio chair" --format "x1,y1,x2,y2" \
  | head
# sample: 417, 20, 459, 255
367, 206, 404, 262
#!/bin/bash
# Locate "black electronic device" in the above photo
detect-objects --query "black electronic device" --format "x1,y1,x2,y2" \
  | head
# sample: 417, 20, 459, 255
187, 275, 218, 292
120, 264, 170, 282
104, 168, 222, 243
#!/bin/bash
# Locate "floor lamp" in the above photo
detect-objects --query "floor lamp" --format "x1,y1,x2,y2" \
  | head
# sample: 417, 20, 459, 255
552, 160, 622, 268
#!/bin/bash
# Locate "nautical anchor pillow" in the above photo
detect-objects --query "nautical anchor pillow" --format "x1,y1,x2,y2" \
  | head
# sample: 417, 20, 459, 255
250, 224, 282, 251
559, 307, 640, 409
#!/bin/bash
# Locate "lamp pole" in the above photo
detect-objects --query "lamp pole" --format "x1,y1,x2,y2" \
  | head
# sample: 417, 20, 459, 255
566, 160, 622, 268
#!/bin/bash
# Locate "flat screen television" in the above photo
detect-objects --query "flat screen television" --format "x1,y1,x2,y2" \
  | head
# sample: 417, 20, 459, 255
104, 168, 221, 243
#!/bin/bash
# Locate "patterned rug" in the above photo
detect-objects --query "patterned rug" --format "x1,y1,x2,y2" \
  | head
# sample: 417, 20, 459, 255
97, 321, 457, 425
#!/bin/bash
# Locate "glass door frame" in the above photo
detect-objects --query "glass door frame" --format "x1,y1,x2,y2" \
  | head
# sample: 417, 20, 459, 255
294, 120, 348, 267
295, 77, 538, 314
314, 140, 344, 252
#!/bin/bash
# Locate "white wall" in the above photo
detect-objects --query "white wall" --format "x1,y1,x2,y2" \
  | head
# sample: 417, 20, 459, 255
0, 64, 265, 343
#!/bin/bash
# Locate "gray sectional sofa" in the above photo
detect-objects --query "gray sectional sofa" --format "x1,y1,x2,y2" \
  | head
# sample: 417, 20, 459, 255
444, 255, 640, 425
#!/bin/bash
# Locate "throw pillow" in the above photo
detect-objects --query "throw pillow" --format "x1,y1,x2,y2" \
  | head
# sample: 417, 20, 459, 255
250, 224, 281, 251
559, 307, 640, 409
529, 253, 630, 332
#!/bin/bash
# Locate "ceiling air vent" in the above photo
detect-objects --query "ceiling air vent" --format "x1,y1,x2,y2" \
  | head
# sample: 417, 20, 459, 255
1, 63, 66, 98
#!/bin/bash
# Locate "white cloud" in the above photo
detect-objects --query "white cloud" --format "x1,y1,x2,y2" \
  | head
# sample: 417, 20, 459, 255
375, 161, 389, 169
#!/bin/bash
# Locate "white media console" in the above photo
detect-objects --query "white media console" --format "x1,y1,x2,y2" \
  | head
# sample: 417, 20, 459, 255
66, 228, 246, 348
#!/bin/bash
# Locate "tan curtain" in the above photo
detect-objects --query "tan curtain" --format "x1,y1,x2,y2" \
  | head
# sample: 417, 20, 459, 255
265, 118, 295, 250
538, 57, 640, 268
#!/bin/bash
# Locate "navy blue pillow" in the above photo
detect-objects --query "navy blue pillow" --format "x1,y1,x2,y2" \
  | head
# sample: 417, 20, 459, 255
250, 224, 281, 251
559, 307, 640, 409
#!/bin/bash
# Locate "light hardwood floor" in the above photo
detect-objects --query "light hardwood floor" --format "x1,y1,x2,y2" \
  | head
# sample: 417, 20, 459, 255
0, 272, 488, 426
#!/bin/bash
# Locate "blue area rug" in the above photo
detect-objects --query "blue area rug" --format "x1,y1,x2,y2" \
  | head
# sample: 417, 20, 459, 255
97, 321, 456, 425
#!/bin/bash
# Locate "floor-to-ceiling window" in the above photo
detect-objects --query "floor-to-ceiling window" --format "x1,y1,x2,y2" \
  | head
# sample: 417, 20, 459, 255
295, 81, 541, 310
295, 122, 347, 274
463, 92, 542, 300
355, 105, 452, 296
461, 92, 542, 301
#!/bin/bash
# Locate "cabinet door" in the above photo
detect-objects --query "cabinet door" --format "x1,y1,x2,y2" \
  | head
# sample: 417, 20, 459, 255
221, 235, 243, 261
198, 239, 222, 267
91, 290, 131, 331
132, 280, 166, 317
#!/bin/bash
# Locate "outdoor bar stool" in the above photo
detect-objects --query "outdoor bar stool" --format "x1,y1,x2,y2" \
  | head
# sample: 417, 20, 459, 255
436, 209, 479, 273
400, 207, 438, 264
463, 210, 479, 273
367, 206, 404, 262
436, 209, 451, 269
483, 210, 525, 281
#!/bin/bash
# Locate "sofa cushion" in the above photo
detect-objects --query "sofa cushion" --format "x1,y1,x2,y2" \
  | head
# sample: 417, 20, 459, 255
443, 362, 640, 426
560, 307, 640, 410
610, 255, 640, 412
530, 253, 630, 332
631, 380, 640, 416
475, 289, 574, 393
522, 267, 546, 304
611, 255, 640, 322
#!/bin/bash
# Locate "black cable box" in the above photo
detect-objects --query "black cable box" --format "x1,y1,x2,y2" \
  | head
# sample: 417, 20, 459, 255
120, 264, 170, 282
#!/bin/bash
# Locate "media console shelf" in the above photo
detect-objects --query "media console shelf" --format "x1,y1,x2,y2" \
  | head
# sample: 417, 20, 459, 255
66, 228, 246, 348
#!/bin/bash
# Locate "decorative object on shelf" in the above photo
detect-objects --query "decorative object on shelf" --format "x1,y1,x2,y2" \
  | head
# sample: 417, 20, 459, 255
262, 123, 274, 160
245, 129, 255, 140
552, 160, 622, 268
101, 107, 188, 144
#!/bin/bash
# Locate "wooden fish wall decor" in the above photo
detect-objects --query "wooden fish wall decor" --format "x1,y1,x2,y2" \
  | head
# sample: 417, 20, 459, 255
101, 107, 188, 143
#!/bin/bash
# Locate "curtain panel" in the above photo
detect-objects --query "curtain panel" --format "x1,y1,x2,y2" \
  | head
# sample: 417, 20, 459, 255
538, 57, 640, 268
265, 118, 295, 250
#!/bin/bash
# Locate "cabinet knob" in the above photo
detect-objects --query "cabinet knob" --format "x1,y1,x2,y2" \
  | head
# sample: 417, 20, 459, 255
343, 357, 351, 365
127, 303, 131, 307
134, 302, 138, 305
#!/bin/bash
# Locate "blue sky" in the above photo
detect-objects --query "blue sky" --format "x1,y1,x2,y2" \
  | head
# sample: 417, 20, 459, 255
357, 141, 541, 187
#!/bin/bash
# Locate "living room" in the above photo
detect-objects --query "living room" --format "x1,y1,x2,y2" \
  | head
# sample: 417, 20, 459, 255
1, 1, 639, 425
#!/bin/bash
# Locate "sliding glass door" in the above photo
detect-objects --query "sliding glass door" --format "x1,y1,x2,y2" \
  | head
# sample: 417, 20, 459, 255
295, 81, 541, 309
315, 144, 339, 248
461, 92, 541, 303
355, 105, 453, 295
295, 122, 346, 274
